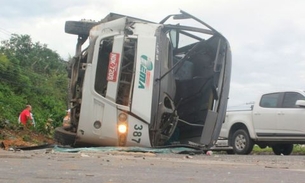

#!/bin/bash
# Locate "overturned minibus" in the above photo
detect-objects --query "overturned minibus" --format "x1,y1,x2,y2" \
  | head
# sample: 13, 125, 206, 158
54, 10, 232, 148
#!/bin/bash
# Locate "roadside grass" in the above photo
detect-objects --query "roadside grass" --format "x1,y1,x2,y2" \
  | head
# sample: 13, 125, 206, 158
252, 144, 305, 155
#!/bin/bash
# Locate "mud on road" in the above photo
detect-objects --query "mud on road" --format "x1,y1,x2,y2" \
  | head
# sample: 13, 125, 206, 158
0, 148, 305, 183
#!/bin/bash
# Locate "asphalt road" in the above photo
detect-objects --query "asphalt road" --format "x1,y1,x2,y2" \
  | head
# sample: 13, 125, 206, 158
0, 149, 305, 183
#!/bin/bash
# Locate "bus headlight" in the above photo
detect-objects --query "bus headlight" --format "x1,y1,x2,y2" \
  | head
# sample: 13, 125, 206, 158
118, 124, 127, 134
118, 113, 128, 134
117, 112, 128, 146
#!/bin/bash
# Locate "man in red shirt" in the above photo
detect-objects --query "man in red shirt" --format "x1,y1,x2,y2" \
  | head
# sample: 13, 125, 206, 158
18, 105, 33, 126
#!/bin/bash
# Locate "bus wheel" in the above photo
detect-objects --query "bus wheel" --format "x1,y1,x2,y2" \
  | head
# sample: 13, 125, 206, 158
65, 21, 98, 36
53, 127, 76, 146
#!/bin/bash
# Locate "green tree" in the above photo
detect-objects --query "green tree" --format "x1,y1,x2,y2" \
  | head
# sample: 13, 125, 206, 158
0, 34, 69, 133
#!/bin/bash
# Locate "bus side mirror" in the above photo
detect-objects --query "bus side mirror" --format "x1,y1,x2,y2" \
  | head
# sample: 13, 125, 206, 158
169, 30, 179, 49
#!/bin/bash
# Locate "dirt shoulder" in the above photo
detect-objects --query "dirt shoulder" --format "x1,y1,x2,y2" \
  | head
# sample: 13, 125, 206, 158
0, 127, 54, 150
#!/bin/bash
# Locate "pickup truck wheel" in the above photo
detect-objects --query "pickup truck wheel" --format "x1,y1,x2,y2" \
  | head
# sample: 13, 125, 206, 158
232, 129, 254, 155
272, 144, 293, 155
53, 127, 76, 146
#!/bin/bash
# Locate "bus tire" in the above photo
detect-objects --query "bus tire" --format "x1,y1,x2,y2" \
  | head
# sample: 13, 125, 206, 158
65, 21, 98, 36
53, 127, 76, 146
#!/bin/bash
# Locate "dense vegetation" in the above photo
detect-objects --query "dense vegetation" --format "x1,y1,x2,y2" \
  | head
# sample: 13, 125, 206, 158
0, 34, 69, 134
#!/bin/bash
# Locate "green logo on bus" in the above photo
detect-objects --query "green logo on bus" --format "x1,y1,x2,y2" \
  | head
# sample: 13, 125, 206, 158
138, 55, 153, 89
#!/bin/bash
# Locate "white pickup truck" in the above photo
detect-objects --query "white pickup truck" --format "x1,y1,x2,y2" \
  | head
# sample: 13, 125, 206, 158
218, 90, 305, 155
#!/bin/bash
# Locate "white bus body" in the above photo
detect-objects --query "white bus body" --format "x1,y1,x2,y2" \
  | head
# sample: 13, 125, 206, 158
54, 10, 232, 148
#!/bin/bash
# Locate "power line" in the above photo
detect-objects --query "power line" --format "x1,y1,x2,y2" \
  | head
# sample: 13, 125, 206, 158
0, 31, 10, 37
0, 28, 13, 43
0, 32, 10, 41
0, 35, 7, 41
0, 27, 12, 35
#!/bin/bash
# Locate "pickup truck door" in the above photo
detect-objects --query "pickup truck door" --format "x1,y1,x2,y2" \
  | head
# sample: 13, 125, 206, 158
252, 93, 281, 137
276, 92, 305, 137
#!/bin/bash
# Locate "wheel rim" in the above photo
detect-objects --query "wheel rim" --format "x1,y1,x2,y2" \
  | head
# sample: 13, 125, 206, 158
235, 134, 246, 150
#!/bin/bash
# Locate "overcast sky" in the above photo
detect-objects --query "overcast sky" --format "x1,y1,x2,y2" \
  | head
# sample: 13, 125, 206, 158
1, 0, 304, 107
